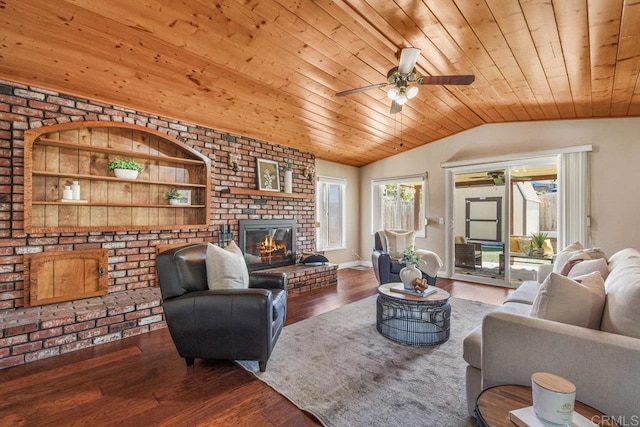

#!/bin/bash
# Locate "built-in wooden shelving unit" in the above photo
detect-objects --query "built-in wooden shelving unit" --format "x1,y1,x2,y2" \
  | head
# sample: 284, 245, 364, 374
24, 121, 211, 233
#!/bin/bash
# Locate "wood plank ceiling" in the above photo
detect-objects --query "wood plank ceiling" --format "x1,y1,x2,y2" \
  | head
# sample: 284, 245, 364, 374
1, 0, 639, 167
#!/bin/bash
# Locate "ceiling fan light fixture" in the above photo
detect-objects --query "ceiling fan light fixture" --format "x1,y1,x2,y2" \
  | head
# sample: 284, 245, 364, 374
336, 47, 475, 115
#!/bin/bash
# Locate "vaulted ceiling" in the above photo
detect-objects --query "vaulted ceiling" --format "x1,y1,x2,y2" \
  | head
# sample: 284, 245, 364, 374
1, 1, 639, 166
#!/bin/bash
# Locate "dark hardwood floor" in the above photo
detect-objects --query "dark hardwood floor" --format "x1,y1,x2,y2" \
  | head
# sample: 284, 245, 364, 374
0, 268, 511, 426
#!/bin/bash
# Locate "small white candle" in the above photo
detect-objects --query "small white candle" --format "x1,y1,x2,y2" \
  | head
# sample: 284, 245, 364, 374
532, 372, 576, 426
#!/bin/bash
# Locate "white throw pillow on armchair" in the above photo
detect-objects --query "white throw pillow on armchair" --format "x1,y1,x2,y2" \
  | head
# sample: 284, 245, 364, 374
205, 241, 250, 290
383, 229, 415, 259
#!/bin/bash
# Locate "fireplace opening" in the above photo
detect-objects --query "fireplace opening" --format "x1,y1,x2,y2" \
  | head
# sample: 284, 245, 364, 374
239, 219, 296, 271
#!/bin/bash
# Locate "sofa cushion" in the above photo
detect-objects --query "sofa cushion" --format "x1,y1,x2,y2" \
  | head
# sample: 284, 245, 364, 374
504, 281, 540, 305
531, 272, 605, 329
205, 242, 250, 290
567, 257, 609, 281
390, 261, 403, 274
462, 302, 530, 369
516, 237, 531, 254
499, 301, 533, 316
383, 229, 415, 259
601, 248, 640, 339
462, 325, 482, 369
509, 237, 520, 254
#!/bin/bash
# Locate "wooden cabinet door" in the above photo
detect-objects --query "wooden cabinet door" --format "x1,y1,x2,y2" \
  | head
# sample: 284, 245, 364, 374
24, 249, 108, 307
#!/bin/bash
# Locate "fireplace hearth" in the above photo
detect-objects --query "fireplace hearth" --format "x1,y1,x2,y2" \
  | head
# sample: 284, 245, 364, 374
239, 219, 296, 271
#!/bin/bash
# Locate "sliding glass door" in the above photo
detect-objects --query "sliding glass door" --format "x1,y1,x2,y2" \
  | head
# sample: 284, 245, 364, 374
448, 157, 559, 287
452, 169, 507, 284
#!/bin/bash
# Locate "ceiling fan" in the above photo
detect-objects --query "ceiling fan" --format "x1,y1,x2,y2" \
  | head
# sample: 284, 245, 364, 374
467, 171, 532, 185
335, 47, 475, 114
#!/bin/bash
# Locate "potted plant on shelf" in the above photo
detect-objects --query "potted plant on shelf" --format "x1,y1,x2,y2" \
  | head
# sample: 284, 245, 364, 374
399, 245, 424, 290
530, 231, 549, 257
165, 188, 181, 205
108, 158, 144, 180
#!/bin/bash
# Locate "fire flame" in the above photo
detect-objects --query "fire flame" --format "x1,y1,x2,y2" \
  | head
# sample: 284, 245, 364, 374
260, 236, 287, 255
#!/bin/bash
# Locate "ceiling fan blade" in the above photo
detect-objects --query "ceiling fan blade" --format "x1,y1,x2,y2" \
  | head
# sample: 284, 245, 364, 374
416, 75, 475, 85
389, 100, 403, 114
398, 47, 421, 74
335, 82, 388, 97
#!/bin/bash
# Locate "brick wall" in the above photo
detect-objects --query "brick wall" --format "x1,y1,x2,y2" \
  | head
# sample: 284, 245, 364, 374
0, 79, 316, 368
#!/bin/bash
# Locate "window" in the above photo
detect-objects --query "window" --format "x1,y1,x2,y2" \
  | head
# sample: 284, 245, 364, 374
316, 177, 346, 251
465, 197, 502, 241
372, 175, 426, 236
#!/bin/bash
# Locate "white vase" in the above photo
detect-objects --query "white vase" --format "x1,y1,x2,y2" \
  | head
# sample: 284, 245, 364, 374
399, 265, 422, 290
284, 170, 293, 193
71, 180, 81, 200
114, 168, 139, 180
169, 199, 179, 205
62, 185, 73, 200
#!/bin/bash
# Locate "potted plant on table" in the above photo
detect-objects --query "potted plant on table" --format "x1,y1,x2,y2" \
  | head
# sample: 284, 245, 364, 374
165, 188, 181, 205
108, 158, 144, 180
530, 231, 549, 257
399, 246, 424, 290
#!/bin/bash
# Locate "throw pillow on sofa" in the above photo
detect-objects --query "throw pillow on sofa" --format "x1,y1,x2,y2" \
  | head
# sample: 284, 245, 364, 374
553, 241, 585, 274
553, 242, 609, 275
205, 241, 250, 290
558, 252, 591, 276
567, 257, 609, 281
531, 271, 606, 329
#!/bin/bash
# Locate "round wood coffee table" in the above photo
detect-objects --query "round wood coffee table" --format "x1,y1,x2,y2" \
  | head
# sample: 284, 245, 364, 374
376, 282, 451, 346
475, 385, 618, 426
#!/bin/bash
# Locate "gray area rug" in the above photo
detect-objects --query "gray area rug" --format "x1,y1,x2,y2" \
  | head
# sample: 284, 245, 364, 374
239, 295, 497, 427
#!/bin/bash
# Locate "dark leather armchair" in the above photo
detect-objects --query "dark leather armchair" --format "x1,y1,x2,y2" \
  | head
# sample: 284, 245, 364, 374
156, 244, 287, 372
371, 232, 436, 286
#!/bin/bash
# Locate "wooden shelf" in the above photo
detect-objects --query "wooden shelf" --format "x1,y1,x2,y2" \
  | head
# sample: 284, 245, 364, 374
36, 138, 204, 165
24, 121, 212, 233
32, 171, 207, 188
219, 187, 313, 199
33, 202, 206, 208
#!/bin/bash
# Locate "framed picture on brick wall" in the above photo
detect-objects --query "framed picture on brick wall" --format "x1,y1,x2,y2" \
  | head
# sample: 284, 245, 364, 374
256, 158, 281, 192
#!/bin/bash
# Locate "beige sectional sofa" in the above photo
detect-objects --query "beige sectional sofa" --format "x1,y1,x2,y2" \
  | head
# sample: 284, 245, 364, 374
463, 246, 640, 420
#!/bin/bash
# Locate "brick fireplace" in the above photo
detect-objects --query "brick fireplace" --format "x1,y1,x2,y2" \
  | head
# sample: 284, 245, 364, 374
239, 219, 297, 271
0, 80, 317, 368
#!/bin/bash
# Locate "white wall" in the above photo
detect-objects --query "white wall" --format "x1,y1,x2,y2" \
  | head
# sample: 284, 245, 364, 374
360, 117, 640, 266
315, 159, 361, 265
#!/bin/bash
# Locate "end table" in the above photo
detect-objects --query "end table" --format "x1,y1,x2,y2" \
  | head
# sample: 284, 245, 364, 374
475, 385, 618, 426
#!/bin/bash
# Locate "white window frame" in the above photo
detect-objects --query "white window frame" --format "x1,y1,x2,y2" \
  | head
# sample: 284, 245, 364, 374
316, 176, 346, 252
371, 174, 427, 237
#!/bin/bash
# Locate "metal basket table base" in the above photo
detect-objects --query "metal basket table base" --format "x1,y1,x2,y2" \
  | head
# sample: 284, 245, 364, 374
376, 294, 451, 346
